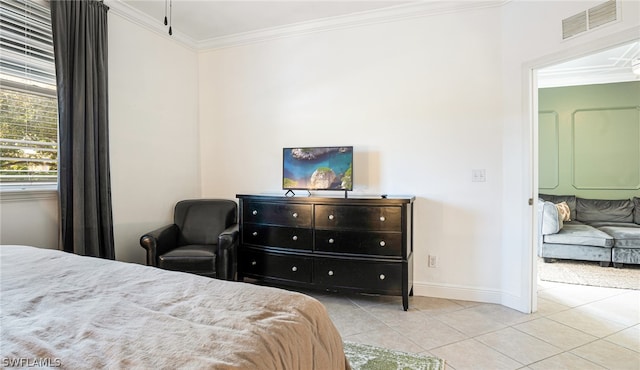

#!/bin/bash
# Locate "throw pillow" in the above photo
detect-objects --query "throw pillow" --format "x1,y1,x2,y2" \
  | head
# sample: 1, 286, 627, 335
555, 201, 571, 221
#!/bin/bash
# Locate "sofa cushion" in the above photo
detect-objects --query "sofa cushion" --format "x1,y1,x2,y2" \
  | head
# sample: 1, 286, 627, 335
634, 197, 640, 224
596, 226, 640, 248
588, 222, 640, 229
538, 199, 563, 235
543, 223, 614, 247
539, 194, 576, 220
576, 198, 634, 223
612, 247, 640, 264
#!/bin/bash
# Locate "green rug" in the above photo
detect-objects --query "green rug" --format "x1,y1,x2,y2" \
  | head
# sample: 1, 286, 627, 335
343, 341, 445, 370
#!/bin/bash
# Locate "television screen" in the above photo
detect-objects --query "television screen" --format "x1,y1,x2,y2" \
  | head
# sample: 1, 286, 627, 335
283, 146, 353, 191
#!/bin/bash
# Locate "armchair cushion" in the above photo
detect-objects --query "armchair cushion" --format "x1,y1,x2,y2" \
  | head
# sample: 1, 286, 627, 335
176, 200, 236, 245
159, 245, 217, 276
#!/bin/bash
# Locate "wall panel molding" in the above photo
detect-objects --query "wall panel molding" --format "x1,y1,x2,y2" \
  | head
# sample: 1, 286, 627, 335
571, 106, 640, 190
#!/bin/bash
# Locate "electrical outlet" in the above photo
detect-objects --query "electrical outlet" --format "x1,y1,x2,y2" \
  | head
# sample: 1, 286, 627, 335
428, 255, 437, 268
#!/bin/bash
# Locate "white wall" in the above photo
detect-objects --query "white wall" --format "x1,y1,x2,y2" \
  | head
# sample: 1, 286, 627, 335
0, 193, 58, 248
199, 6, 506, 302
108, 13, 201, 263
198, 0, 640, 312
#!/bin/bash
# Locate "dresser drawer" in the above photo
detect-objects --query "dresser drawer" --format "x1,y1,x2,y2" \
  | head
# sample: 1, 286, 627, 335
315, 230, 402, 257
243, 224, 312, 250
244, 202, 312, 227
315, 205, 401, 231
241, 250, 312, 283
313, 259, 402, 293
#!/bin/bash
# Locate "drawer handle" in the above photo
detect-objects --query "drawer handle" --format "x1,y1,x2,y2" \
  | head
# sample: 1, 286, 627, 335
328, 214, 335, 220
379, 274, 385, 280
379, 240, 386, 247
292, 235, 298, 241
251, 260, 257, 266
380, 216, 386, 222
328, 238, 335, 244
328, 270, 334, 276
292, 266, 298, 272
252, 210, 258, 215
292, 212, 298, 218
252, 231, 258, 237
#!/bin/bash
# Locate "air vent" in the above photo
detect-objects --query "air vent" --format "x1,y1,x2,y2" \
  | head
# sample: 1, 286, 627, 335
562, 0, 618, 40
588, 0, 617, 29
562, 12, 587, 40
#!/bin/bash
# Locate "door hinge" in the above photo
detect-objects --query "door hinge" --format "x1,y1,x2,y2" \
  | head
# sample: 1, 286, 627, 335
528, 198, 533, 206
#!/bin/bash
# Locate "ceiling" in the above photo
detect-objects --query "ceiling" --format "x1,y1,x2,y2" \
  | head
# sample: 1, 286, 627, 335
110, 0, 639, 87
538, 40, 640, 88
116, 0, 414, 41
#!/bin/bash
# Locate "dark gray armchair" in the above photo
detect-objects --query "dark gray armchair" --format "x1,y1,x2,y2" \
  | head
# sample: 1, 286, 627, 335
140, 199, 238, 280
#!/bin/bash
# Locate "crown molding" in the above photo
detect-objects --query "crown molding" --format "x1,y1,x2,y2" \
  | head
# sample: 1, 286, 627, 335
198, 1, 508, 51
105, 0, 509, 52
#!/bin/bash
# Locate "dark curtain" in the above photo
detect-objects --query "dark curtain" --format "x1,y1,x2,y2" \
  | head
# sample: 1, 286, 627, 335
50, 0, 114, 259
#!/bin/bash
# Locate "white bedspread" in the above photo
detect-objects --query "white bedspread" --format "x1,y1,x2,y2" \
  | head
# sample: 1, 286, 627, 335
0, 245, 349, 369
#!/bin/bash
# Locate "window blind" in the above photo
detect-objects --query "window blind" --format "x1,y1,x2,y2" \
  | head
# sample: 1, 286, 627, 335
0, 0, 58, 186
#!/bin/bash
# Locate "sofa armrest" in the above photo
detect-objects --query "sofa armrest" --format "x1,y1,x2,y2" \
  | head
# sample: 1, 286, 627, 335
140, 224, 179, 266
217, 224, 239, 280
539, 199, 563, 235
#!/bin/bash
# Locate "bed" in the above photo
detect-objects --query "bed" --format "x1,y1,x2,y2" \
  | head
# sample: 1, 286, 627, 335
0, 245, 349, 369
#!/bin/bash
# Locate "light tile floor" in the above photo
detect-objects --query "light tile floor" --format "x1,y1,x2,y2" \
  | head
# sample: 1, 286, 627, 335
305, 280, 640, 370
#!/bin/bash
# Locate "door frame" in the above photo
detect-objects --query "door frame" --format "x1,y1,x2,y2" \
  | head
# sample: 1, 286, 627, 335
523, 28, 639, 312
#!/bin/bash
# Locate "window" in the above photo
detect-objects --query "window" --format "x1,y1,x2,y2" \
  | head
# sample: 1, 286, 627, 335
0, 0, 57, 188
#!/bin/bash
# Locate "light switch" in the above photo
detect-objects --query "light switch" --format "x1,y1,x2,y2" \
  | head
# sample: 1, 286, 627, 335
472, 169, 486, 182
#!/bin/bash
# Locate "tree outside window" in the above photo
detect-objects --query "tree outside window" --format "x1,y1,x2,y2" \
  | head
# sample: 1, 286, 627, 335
0, 89, 58, 184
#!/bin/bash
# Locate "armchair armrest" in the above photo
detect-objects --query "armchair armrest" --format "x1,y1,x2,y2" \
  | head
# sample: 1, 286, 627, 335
140, 224, 179, 266
218, 224, 239, 251
217, 224, 239, 281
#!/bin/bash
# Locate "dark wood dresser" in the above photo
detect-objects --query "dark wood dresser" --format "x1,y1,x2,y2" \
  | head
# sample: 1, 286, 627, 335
236, 194, 414, 310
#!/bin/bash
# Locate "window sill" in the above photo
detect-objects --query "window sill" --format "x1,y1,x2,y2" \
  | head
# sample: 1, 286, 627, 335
0, 185, 58, 202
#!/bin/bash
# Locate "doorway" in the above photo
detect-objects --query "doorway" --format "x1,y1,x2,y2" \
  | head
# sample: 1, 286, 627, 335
530, 36, 640, 308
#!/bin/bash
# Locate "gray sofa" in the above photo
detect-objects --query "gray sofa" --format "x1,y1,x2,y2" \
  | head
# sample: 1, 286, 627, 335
538, 194, 640, 268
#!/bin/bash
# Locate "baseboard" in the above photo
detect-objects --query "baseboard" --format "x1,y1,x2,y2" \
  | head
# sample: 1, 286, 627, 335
412, 280, 503, 305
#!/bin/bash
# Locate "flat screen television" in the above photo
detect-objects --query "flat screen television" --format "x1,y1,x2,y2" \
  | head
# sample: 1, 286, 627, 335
283, 146, 353, 192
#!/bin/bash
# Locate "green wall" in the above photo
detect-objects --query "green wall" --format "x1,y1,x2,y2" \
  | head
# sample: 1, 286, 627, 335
538, 81, 640, 199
